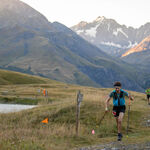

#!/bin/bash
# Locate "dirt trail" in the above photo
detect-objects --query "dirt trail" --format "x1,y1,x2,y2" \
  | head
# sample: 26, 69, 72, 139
76, 141, 150, 150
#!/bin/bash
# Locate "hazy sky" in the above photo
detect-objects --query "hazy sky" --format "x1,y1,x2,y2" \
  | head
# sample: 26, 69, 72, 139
21, 0, 150, 28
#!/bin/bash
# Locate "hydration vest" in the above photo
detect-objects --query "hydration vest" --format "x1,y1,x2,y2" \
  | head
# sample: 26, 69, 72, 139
113, 91, 124, 106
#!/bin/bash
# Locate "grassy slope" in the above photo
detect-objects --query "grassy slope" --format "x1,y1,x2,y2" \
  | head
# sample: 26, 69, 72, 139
0, 69, 52, 85
0, 80, 149, 150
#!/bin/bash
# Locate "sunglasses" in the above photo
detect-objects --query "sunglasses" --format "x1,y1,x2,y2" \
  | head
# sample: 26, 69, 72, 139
115, 87, 120, 90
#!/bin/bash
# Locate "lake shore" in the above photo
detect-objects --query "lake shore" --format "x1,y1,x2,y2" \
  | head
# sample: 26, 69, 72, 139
0, 104, 36, 113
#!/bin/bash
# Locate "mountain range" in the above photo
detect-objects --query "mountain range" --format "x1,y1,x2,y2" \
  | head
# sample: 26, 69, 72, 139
71, 16, 150, 57
0, 0, 149, 91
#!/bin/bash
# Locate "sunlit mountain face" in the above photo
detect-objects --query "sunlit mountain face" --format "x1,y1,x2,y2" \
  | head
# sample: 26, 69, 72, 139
121, 35, 150, 74
122, 35, 150, 57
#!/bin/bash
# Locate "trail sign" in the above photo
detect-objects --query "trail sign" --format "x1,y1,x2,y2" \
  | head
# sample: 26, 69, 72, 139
77, 90, 83, 106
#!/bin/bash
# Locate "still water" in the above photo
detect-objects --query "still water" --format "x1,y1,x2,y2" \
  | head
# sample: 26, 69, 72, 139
0, 104, 36, 113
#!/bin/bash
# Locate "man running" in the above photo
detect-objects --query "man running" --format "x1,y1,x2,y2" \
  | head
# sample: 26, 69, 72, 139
145, 88, 150, 105
105, 81, 133, 141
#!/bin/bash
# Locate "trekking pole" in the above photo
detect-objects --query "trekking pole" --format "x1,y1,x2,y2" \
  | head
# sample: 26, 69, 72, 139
92, 111, 107, 135
98, 111, 107, 126
126, 98, 131, 136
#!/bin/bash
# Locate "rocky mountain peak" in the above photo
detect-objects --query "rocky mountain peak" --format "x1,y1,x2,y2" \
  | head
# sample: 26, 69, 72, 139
73, 21, 88, 30
94, 16, 105, 22
0, 0, 55, 31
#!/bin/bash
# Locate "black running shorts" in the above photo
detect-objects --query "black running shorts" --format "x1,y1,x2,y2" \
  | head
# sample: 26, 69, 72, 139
147, 95, 150, 99
112, 105, 126, 117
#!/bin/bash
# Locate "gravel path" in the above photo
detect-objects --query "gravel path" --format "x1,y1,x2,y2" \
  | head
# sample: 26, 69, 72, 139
76, 141, 150, 150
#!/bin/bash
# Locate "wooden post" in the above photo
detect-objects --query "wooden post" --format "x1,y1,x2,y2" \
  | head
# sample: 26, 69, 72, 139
76, 90, 83, 136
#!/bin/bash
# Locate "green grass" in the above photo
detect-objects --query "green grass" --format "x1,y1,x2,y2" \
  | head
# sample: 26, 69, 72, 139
0, 96, 58, 105
0, 140, 45, 150
0, 69, 50, 85
0, 97, 39, 105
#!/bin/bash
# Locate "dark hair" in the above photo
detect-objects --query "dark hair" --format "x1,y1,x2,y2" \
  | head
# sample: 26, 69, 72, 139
113, 81, 122, 87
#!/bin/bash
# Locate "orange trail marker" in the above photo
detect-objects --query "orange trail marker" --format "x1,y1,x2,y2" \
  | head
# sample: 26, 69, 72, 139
42, 118, 48, 123
43, 89, 46, 96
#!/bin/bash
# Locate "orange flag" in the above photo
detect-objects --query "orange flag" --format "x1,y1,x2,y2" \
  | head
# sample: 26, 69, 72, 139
41, 118, 48, 123
43, 89, 46, 96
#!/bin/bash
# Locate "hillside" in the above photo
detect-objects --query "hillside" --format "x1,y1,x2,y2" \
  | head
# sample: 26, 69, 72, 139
0, 82, 150, 150
0, 0, 55, 31
0, 69, 49, 84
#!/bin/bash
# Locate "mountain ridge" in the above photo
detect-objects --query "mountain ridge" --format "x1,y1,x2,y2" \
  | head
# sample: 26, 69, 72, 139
71, 16, 150, 57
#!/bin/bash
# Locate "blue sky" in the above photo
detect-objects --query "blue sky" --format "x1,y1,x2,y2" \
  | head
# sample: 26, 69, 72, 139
21, 0, 150, 28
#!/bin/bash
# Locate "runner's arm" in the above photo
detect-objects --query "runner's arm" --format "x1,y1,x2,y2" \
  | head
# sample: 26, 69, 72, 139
129, 95, 134, 101
105, 96, 111, 112
124, 91, 134, 101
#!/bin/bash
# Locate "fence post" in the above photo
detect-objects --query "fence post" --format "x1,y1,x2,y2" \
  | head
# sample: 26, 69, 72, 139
76, 90, 83, 136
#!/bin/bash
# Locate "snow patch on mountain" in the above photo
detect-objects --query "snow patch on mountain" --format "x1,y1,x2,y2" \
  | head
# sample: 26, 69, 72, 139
85, 24, 99, 38
91, 39, 94, 43
127, 41, 138, 48
101, 41, 122, 48
107, 24, 110, 31
113, 28, 128, 38
95, 16, 105, 22
76, 30, 84, 34
101, 41, 138, 49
